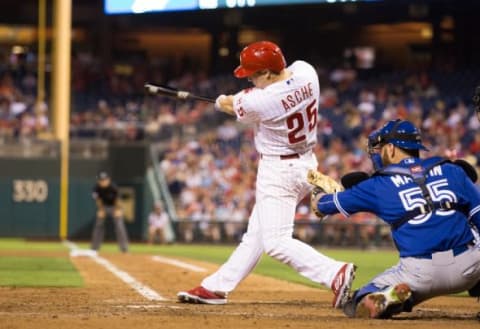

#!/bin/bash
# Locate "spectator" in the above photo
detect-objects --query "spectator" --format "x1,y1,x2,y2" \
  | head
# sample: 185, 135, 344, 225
147, 201, 170, 244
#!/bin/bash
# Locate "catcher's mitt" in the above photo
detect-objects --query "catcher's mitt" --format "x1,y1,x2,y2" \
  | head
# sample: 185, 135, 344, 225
307, 169, 344, 218
307, 169, 344, 194
474, 85, 480, 121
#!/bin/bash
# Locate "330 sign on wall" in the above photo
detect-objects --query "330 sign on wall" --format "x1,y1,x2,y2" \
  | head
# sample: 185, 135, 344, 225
12, 180, 49, 203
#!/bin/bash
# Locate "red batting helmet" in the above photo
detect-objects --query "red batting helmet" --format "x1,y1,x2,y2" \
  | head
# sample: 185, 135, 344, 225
234, 41, 287, 78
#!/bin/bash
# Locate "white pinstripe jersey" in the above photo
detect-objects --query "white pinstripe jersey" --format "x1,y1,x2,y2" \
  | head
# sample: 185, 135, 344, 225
232, 60, 319, 156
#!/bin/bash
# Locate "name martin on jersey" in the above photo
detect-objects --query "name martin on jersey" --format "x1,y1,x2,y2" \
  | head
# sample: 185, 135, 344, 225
390, 166, 443, 187
281, 82, 314, 111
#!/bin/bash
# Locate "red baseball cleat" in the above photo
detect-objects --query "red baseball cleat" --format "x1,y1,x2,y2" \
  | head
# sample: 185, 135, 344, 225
356, 283, 411, 318
331, 263, 356, 308
177, 286, 227, 305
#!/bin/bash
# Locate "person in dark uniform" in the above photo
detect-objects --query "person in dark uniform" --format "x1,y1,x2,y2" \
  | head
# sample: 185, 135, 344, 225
91, 171, 129, 252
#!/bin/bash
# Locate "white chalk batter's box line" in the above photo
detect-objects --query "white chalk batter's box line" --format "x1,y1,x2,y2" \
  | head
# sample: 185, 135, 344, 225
151, 255, 207, 272
64, 240, 166, 301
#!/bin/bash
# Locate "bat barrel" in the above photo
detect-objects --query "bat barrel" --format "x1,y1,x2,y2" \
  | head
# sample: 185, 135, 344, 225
177, 91, 190, 99
144, 83, 215, 103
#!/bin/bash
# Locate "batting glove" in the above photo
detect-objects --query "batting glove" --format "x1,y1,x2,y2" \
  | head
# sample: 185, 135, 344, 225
215, 94, 227, 111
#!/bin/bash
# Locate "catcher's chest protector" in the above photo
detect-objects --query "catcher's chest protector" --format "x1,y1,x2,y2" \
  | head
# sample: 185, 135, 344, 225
375, 157, 465, 230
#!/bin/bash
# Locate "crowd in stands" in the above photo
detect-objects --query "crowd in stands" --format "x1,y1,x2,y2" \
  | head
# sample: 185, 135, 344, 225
0, 50, 49, 141
2, 47, 480, 246
157, 63, 480, 246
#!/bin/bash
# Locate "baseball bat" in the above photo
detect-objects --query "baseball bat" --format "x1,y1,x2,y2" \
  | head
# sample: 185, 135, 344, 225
144, 83, 216, 104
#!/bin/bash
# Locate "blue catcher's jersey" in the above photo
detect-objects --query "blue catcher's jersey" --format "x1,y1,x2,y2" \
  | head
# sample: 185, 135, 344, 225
318, 157, 480, 257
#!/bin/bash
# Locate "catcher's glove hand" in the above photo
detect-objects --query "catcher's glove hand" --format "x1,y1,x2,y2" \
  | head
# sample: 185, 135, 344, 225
307, 170, 344, 218
474, 85, 480, 121
307, 169, 344, 194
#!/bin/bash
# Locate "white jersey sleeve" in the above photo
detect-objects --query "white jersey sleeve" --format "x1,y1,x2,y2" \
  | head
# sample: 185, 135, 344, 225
233, 89, 260, 124
232, 60, 320, 155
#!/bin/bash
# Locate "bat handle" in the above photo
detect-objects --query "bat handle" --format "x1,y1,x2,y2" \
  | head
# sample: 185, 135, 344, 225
145, 84, 159, 93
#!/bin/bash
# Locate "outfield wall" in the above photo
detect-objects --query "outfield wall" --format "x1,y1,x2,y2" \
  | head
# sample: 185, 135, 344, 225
0, 142, 151, 240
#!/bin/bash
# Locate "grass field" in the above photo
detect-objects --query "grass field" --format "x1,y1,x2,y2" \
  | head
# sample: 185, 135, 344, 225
0, 238, 399, 289
2, 239, 476, 329
0, 256, 83, 287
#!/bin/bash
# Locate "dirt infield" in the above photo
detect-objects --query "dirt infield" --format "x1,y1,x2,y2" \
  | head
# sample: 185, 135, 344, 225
0, 250, 479, 329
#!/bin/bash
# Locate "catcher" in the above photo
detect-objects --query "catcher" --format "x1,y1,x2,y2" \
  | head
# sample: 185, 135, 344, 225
309, 119, 480, 319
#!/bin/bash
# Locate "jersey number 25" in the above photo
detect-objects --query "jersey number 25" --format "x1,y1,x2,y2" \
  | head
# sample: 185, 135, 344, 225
286, 99, 318, 144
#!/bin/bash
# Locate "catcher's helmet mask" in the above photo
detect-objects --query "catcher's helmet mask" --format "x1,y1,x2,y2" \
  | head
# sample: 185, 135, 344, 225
368, 119, 428, 170
368, 119, 428, 151
234, 41, 287, 78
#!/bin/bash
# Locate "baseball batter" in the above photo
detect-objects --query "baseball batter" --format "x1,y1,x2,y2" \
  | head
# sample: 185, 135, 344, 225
310, 119, 480, 318
177, 41, 355, 308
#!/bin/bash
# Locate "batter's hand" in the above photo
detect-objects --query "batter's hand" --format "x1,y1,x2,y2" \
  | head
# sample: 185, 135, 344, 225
215, 94, 227, 110
214, 94, 235, 115
307, 169, 344, 194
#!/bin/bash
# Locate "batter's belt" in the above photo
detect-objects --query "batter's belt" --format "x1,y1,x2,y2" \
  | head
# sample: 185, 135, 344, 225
260, 149, 312, 160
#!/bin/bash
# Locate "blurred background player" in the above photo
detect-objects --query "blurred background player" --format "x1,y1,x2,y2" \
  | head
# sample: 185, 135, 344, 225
147, 201, 169, 244
310, 119, 480, 319
91, 171, 129, 253
177, 40, 355, 308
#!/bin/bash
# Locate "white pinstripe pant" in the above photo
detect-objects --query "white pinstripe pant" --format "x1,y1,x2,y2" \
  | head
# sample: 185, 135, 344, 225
202, 152, 345, 293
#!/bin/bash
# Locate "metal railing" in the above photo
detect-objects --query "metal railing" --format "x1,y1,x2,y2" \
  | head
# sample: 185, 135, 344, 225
0, 137, 60, 158
171, 219, 395, 249
0, 138, 109, 159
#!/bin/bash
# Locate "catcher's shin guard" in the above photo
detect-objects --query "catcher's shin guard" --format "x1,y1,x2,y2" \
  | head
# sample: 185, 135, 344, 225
355, 283, 411, 319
